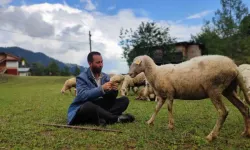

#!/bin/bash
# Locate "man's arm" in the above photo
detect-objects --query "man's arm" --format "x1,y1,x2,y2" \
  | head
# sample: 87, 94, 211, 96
75, 75, 104, 103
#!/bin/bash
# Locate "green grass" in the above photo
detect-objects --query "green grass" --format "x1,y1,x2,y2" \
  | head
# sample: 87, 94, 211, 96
1, 76, 250, 149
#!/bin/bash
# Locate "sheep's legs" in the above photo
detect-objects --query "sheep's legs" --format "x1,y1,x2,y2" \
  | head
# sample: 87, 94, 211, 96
224, 92, 250, 137
206, 92, 228, 142
133, 87, 138, 94
147, 96, 165, 125
74, 89, 77, 96
167, 99, 174, 130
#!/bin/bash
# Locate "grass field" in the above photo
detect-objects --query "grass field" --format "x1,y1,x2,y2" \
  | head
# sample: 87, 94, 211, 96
1, 76, 250, 149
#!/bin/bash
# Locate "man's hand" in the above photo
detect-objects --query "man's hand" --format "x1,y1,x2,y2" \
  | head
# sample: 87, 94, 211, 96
111, 82, 118, 91
102, 82, 113, 91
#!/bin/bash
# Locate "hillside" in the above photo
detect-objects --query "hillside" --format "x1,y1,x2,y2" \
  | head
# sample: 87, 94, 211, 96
0, 47, 86, 73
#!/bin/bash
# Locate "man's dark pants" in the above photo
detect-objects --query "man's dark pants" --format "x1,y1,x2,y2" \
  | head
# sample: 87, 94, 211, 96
71, 91, 129, 126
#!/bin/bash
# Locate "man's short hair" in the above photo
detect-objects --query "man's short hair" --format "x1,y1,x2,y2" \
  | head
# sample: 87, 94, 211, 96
87, 51, 101, 63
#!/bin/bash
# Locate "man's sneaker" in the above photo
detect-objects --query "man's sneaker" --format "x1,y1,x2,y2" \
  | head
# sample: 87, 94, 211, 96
117, 113, 135, 123
99, 118, 107, 127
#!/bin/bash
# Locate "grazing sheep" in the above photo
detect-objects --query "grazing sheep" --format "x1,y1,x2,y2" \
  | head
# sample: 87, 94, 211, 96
120, 73, 146, 96
61, 77, 76, 96
128, 55, 250, 142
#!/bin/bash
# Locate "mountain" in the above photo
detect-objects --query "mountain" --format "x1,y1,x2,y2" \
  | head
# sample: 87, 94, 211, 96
0, 46, 86, 73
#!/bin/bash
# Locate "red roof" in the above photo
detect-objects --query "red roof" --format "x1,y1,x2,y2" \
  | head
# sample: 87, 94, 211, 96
0, 52, 20, 61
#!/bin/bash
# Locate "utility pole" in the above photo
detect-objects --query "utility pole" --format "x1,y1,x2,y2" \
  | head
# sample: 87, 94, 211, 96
89, 31, 92, 52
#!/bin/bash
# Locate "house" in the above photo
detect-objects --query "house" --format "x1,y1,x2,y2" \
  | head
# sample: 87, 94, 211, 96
151, 41, 205, 65
175, 41, 206, 60
0, 52, 31, 76
0, 52, 20, 75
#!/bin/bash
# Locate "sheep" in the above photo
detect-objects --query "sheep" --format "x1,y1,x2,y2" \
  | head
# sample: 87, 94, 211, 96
135, 87, 148, 100
61, 77, 76, 96
120, 72, 146, 96
144, 80, 157, 101
238, 64, 250, 73
128, 54, 250, 142
238, 64, 250, 100
136, 80, 157, 101
108, 73, 116, 78
110, 74, 125, 84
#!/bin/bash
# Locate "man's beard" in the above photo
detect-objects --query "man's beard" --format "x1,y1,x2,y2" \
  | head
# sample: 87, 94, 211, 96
92, 67, 102, 74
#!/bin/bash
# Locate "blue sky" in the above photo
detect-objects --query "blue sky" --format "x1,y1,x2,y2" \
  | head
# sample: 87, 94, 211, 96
10, 0, 250, 24
1, 0, 250, 73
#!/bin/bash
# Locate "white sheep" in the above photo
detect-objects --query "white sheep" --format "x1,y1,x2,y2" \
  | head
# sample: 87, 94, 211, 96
238, 64, 250, 72
238, 64, 250, 99
120, 72, 146, 96
61, 77, 76, 96
128, 55, 250, 142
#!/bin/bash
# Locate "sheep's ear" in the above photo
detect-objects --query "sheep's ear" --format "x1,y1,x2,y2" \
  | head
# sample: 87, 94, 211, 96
135, 59, 142, 65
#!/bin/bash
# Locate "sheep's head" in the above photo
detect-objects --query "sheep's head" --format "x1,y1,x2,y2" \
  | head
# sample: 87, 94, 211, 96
110, 75, 125, 83
129, 56, 144, 78
120, 88, 128, 96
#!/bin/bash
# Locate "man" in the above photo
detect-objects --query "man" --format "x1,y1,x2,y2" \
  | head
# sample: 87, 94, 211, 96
67, 51, 135, 126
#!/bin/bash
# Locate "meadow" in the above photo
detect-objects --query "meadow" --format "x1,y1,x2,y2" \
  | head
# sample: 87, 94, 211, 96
1, 76, 250, 149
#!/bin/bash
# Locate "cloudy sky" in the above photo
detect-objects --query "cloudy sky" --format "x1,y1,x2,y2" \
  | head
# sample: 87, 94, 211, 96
0, 0, 250, 74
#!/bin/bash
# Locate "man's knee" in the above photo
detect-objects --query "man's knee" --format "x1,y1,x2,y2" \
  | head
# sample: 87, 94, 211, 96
120, 96, 129, 107
79, 101, 96, 112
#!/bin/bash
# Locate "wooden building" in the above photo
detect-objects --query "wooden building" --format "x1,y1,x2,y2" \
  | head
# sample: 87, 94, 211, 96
0, 52, 20, 75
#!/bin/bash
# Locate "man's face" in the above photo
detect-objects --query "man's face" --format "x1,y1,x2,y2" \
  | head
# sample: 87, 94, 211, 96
89, 55, 103, 74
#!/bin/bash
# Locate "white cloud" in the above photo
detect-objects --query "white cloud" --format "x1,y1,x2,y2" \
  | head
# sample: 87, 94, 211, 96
159, 21, 202, 41
80, 0, 96, 11
0, 0, 12, 6
0, 3, 202, 74
186, 10, 213, 19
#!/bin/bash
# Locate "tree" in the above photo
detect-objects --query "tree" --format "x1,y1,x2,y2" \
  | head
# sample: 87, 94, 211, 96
73, 66, 81, 76
239, 15, 250, 36
119, 21, 176, 66
61, 66, 71, 76
212, 0, 249, 38
212, 0, 249, 57
30, 62, 45, 76
191, 21, 224, 55
192, 0, 250, 63
47, 60, 60, 76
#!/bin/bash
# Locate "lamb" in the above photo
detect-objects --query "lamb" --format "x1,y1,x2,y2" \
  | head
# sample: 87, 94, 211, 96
110, 74, 125, 84
120, 72, 146, 96
136, 80, 157, 101
135, 87, 148, 100
128, 54, 250, 142
61, 77, 76, 96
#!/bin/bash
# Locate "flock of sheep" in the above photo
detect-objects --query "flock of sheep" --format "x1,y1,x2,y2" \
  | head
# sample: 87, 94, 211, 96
60, 71, 157, 101
60, 54, 250, 142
